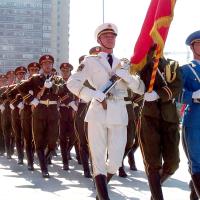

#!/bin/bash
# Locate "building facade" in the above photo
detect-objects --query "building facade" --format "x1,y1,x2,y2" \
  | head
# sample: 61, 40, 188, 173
0, 0, 70, 73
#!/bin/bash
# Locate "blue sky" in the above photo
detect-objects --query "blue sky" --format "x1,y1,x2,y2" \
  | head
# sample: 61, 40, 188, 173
69, 0, 200, 67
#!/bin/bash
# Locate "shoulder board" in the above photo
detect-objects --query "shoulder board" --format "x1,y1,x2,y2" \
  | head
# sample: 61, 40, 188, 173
77, 64, 85, 72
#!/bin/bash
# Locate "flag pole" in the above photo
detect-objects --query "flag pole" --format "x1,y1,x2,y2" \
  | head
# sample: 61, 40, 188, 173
102, 0, 105, 23
148, 45, 161, 92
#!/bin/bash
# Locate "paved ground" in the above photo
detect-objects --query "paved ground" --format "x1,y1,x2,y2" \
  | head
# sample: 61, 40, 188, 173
0, 144, 191, 200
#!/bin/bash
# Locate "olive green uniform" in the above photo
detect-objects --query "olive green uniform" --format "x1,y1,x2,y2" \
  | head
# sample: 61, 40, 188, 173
18, 74, 66, 176
139, 58, 182, 200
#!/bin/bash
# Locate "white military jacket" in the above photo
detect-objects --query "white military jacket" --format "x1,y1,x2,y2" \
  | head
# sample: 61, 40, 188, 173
67, 52, 144, 126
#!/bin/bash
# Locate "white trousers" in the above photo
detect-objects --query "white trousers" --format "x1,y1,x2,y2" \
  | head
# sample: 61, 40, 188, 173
88, 121, 127, 176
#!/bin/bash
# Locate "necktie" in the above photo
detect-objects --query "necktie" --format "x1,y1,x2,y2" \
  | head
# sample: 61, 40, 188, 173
107, 54, 113, 68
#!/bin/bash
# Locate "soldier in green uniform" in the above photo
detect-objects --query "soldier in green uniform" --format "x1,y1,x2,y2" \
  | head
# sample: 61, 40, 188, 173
118, 91, 141, 177
8, 66, 27, 164
59, 62, 78, 171
20, 62, 40, 170
18, 55, 66, 178
138, 56, 182, 200
0, 71, 15, 159
0, 75, 7, 156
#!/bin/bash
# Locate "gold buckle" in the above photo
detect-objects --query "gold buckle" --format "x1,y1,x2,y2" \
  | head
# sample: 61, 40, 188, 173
46, 99, 49, 107
43, 99, 49, 107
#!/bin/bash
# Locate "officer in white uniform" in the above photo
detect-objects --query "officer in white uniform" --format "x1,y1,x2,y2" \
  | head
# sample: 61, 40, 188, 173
67, 23, 144, 200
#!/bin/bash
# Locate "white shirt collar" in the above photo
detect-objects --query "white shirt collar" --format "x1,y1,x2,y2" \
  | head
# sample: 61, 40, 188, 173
98, 52, 113, 59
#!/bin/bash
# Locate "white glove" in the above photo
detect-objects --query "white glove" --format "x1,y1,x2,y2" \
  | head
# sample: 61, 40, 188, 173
30, 98, 39, 107
0, 104, 5, 113
115, 68, 131, 83
44, 80, 52, 88
192, 89, 200, 99
144, 91, 160, 102
68, 101, 78, 111
9, 104, 15, 110
93, 90, 106, 102
17, 102, 24, 110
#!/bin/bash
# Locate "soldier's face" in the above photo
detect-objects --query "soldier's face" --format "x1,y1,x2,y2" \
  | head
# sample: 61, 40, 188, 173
16, 72, 26, 80
7, 73, 15, 81
61, 68, 71, 78
29, 67, 39, 76
41, 61, 53, 74
191, 41, 200, 59
98, 33, 116, 49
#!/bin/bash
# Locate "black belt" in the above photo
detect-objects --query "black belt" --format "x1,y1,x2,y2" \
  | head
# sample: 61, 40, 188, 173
124, 97, 132, 101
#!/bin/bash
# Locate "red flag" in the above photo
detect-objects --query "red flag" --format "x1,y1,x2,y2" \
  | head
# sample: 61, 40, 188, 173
130, 0, 176, 74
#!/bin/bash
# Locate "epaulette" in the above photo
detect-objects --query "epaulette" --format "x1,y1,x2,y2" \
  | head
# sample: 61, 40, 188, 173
77, 64, 85, 72
165, 59, 179, 83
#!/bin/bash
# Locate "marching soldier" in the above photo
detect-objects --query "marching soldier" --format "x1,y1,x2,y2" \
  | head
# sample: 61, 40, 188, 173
74, 48, 101, 178
74, 54, 95, 178
180, 30, 200, 199
67, 23, 144, 200
118, 90, 140, 177
0, 70, 15, 159
0, 75, 7, 156
59, 62, 78, 171
18, 55, 65, 178
8, 66, 27, 164
20, 62, 40, 170
138, 55, 182, 200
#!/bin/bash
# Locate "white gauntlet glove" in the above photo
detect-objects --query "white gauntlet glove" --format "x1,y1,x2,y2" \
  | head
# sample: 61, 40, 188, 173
30, 98, 39, 107
93, 90, 106, 102
144, 90, 160, 102
192, 89, 200, 99
0, 104, 5, 113
115, 68, 131, 83
17, 102, 24, 110
44, 79, 52, 88
9, 104, 15, 110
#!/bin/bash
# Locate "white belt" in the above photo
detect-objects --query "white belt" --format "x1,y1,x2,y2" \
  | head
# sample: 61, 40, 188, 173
40, 100, 57, 106
107, 96, 126, 101
125, 101, 132, 105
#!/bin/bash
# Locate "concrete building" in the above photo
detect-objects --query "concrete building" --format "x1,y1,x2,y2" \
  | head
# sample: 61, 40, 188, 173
0, 0, 70, 73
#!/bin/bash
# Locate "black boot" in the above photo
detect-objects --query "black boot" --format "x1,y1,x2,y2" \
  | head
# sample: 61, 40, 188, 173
74, 141, 81, 164
45, 149, 53, 165
192, 173, 200, 198
159, 169, 171, 184
107, 173, 114, 183
0, 133, 5, 155
95, 174, 110, 200
128, 149, 137, 171
10, 136, 15, 155
189, 180, 199, 200
147, 172, 164, 200
118, 166, 127, 178
80, 146, 92, 178
60, 143, 70, 171
26, 149, 34, 171
37, 150, 49, 178
96, 173, 114, 200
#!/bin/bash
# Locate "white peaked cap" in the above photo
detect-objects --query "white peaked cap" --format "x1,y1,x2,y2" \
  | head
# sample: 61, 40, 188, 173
94, 23, 118, 40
